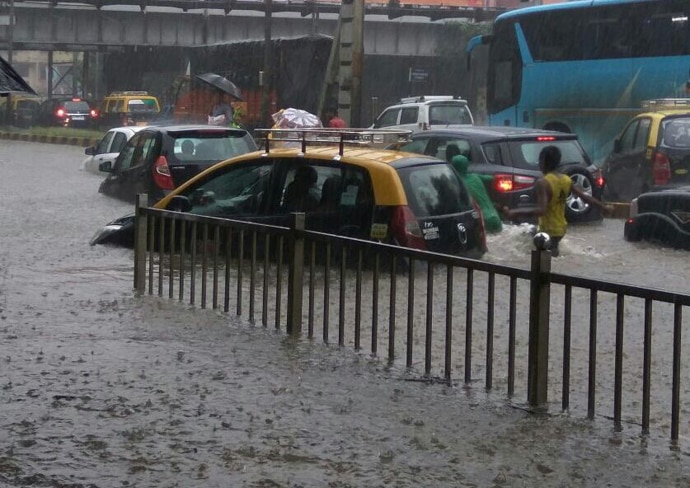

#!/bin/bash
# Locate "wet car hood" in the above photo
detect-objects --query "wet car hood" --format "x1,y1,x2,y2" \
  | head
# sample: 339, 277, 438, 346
90, 213, 135, 248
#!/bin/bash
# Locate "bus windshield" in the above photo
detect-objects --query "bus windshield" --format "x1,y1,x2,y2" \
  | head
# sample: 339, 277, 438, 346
472, 0, 690, 164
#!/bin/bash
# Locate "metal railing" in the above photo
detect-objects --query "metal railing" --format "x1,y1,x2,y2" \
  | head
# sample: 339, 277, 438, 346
133, 194, 690, 444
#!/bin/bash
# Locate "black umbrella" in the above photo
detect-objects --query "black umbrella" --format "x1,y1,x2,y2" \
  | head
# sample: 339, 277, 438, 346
196, 72, 243, 101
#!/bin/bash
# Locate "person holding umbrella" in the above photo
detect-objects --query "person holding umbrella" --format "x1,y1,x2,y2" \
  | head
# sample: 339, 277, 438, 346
208, 92, 234, 126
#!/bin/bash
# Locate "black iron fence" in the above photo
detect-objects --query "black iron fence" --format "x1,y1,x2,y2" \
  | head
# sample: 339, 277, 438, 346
133, 194, 690, 444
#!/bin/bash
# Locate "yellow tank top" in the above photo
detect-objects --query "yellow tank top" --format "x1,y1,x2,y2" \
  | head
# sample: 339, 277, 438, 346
538, 172, 572, 237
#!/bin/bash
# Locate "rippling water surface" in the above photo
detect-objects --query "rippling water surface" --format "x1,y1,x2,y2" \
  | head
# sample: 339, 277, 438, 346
1, 141, 690, 487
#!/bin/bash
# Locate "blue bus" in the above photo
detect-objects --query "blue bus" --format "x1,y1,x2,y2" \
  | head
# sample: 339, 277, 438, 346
467, 0, 690, 164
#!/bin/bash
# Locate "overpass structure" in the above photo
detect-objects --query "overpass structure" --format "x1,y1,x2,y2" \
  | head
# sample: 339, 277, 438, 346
0, 0, 503, 55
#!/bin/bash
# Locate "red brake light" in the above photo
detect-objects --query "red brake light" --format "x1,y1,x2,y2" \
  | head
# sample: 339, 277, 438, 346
493, 174, 536, 193
652, 152, 671, 185
90, 109, 98, 118
55, 108, 66, 118
536, 136, 556, 141
390, 206, 427, 250
152, 156, 175, 190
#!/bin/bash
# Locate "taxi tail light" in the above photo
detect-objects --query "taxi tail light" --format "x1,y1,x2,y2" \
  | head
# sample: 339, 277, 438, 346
153, 156, 175, 191
390, 205, 427, 250
493, 173, 535, 193
652, 152, 671, 185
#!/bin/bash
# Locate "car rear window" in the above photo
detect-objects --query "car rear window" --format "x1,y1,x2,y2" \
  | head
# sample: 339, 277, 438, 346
397, 163, 473, 217
662, 118, 690, 148
128, 99, 159, 113
428, 104, 473, 125
63, 101, 91, 111
501, 139, 588, 170
171, 131, 256, 163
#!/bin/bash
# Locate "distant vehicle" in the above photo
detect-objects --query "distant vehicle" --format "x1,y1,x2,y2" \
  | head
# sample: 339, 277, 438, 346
35, 97, 98, 129
98, 91, 161, 129
97, 124, 257, 204
91, 128, 487, 259
0, 93, 41, 128
81, 126, 144, 175
392, 126, 605, 224
602, 99, 690, 202
624, 187, 690, 249
467, 0, 690, 163
370, 95, 474, 133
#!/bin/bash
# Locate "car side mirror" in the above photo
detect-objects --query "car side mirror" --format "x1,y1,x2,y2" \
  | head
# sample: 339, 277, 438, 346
85, 146, 96, 156
613, 138, 621, 153
166, 195, 192, 212
98, 160, 113, 173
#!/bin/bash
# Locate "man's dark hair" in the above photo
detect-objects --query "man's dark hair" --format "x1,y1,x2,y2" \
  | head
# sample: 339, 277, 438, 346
539, 145, 561, 172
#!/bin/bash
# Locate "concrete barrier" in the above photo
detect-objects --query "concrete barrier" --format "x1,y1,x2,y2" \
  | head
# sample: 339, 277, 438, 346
0, 130, 100, 148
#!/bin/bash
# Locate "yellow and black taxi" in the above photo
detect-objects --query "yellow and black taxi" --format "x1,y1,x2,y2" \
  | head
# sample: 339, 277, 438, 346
0, 92, 41, 128
602, 99, 690, 202
91, 128, 487, 258
98, 91, 161, 129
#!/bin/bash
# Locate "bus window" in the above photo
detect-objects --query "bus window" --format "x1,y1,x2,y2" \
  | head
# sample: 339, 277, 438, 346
487, 21, 521, 114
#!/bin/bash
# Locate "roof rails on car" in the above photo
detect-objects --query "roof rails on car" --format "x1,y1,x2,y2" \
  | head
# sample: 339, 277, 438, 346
254, 128, 412, 156
108, 91, 150, 96
641, 98, 690, 110
399, 95, 465, 104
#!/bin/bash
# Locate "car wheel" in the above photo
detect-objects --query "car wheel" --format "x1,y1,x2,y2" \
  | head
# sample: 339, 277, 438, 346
563, 168, 599, 223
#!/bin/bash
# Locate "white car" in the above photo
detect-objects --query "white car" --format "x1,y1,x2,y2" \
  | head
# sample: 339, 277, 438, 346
80, 126, 145, 175
371, 95, 474, 133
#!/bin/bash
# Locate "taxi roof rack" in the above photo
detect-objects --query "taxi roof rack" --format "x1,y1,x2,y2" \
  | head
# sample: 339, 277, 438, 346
253, 127, 413, 156
641, 98, 690, 110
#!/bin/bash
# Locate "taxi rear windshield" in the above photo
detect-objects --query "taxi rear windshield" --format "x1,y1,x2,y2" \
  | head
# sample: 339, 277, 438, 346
397, 163, 473, 217
128, 99, 159, 113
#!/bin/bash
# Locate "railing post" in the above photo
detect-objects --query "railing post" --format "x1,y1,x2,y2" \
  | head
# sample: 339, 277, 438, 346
527, 234, 552, 408
287, 212, 305, 337
133, 193, 149, 294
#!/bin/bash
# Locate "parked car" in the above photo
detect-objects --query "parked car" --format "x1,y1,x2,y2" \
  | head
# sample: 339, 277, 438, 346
34, 97, 98, 128
81, 126, 145, 175
98, 91, 161, 129
602, 99, 690, 203
97, 124, 257, 204
624, 187, 690, 249
370, 95, 474, 133
0, 93, 41, 127
391, 126, 605, 223
91, 128, 487, 259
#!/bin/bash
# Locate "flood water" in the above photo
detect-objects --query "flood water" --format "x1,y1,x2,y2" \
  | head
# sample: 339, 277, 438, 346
2, 140, 690, 487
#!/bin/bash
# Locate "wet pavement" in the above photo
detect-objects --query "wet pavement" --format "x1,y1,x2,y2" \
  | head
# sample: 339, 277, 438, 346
2, 140, 690, 487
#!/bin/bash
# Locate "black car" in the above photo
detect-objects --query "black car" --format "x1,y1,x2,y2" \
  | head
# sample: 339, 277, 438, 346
624, 187, 690, 249
392, 127, 605, 223
98, 124, 257, 204
34, 97, 98, 128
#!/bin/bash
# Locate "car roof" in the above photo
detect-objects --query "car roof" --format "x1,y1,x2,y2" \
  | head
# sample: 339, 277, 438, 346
637, 110, 690, 119
411, 125, 579, 141
140, 124, 250, 134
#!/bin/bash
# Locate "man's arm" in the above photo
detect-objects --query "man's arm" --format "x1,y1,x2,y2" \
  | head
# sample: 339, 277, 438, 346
571, 185, 614, 214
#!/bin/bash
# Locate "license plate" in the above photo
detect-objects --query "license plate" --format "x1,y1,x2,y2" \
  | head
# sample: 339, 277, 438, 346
72, 116, 85, 120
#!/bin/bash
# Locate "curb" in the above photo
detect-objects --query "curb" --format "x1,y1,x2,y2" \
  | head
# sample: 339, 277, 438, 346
0, 131, 100, 148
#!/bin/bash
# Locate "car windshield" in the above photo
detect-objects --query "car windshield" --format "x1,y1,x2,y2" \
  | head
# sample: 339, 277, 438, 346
171, 132, 256, 163
428, 104, 472, 125
502, 139, 588, 170
397, 163, 473, 217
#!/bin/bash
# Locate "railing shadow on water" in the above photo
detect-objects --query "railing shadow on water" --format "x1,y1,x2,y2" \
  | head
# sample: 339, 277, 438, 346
132, 194, 690, 446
